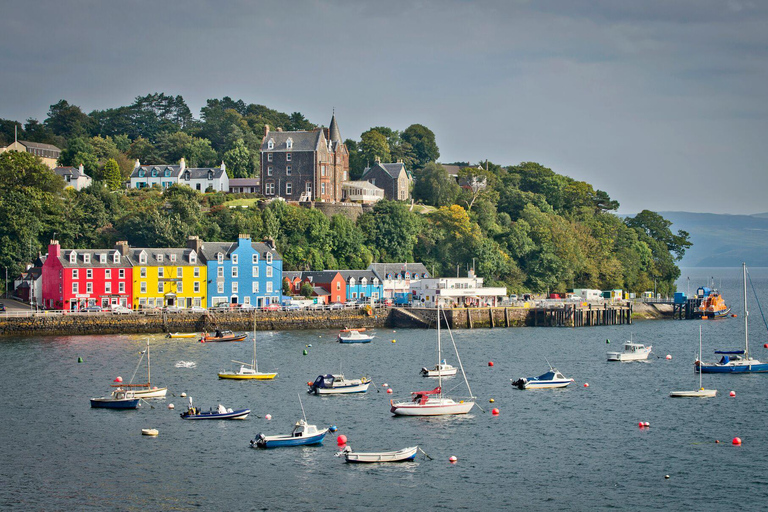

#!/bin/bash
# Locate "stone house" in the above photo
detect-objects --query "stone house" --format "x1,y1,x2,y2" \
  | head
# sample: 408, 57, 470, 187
361, 161, 412, 201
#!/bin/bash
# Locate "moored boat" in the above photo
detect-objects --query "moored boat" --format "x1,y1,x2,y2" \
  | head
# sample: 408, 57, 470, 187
250, 419, 329, 448
420, 360, 457, 377
180, 403, 250, 420
670, 326, 717, 398
696, 291, 731, 319
200, 330, 248, 343
110, 339, 167, 398
511, 367, 574, 389
218, 323, 278, 380
90, 389, 140, 409
308, 374, 370, 394
337, 330, 374, 343
166, 332, 198, 338
339, 445, 418, 463
607, 340, 652, 361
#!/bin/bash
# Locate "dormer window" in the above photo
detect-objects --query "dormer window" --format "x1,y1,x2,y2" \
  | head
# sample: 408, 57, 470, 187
286, 138, 293, 149
69, 251, 77, 263
207, 171, 213, 180
157, 254, 164, 262
170, 254, 177, 262
184, 171, 190, 181
112, 252, 119, 264
349, 277, 356, 286
361, 277, 367, 286
217, 253, 224, 264
373, 278, 379, 286
267, 139, 274, 150
99, 253, 106, 264
139, 251, 147, 264
164, 169, 171, 177
138, 169, 145, 178
83, 253, 91, 264
266, 252, 273, 264
151, 169, 158, 177
189, 252, 197, 263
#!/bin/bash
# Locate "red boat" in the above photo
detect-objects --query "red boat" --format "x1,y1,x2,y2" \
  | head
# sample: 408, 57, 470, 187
200, 330, 248, 343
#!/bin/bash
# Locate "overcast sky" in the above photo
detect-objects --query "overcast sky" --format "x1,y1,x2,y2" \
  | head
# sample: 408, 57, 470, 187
2, 0, 766, 215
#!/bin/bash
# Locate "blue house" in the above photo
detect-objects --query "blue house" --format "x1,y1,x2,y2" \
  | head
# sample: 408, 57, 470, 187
336, 270, 384, 303
201, 234, 282, 307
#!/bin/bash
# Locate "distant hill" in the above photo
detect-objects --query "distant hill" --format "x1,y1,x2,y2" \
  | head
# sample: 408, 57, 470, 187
654, 212, 768, 267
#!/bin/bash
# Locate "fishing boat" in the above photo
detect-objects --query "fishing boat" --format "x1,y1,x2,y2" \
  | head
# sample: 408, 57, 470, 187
308, 374, 370, 394
180, 401, 250, 420
338, 445, 418, 463
200, 330, 248, 343
670, 326, 717, 398
110, 339, 167, 398
697, 263, 768, 373
696, 290, 731, 319
251, 395, 328, 448
421, 360, 457, 377
511, 365, 574, 389
166, 332, 198, 338
390, 305, 475, 416
337, 330, 374, 343
218, 320, 277, 380
90, 389, 140, 409
607, 337, 652, 362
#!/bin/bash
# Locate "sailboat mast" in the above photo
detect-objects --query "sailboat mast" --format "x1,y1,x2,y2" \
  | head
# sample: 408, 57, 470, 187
743, 262, 749, 359
253, 311, 258, 371
146, 339, 151, 385
437, 305, 442, 398
699, 326, 702, 389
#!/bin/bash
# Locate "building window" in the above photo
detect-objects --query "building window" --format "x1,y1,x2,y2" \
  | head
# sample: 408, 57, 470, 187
158, 282, 164, 294
69, 252, 77, 263
232, 254, 238, 265
170, 254, 176, 262
286, 153, 292, 161
138, 169, 145, 178
252, 254, 259, 264
119, 269, 125, 279
286, 138, 293, 149
87, 282, 93, 293
252, 266, 259, 277
232, 267, 238, 278
194, 282, 200, 293
267, 166, 273, 176
266, 253, 273, 264
286, 166, 291, 176
306, 182, 312, 194
72, 282, 78, 294
232, 282, 238, 294
177, 282, 182, 293
139, 253, 147, 264
267, 153, 273, 162
266, 282, 273, 293
321, 183, 326, 195
140, 268, 147, 278
217, 283, 224, 294
157, 254, 164, 262
266, 266, 273, 278
72, 269, 79, 279
158, 268, 164, 278
86, 269, 92, 279
252, 282, 259, 293
286, 183, 292, 195
193, 267, 200, 278
141, 282, 147, 294
83, 254, 90, 264
105, 269, 112, 279
267, 139, 274, 150
265, 182, 275, 195
321, 165, 327, 177
100, 254, 106, 263
217, 253, 224, 264
105, 282, 112, 294
217, 267, 224, 278
113, 252, 119, 264
176, 267, 182, 278
119, 282, 125, 293
189, 252, 197, 264
336, 282, 341, 290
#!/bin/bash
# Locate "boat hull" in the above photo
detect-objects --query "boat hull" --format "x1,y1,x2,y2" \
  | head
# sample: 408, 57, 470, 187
511, 378, 574, 389
421, 368, 458, 377
218, 372, 277, 380
390, 399, 474, 416
607, 349, 652, 362
180, 408, 250, 420
252, 430, 328, 448
90, 398, 140, 409
697, 362, 768, 373
200, 335, 247, 343
338, 336, 373, 343
131, 387, 168, 398
310, 383, 370, 394
697, 307, 731, 319
344, 446, 418, 463
166, 333, 198, 338
669, 389, 717, 398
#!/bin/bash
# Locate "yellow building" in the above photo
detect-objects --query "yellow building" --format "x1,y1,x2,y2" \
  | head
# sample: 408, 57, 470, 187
0, 140, 61, 169
127, 246, 207, 309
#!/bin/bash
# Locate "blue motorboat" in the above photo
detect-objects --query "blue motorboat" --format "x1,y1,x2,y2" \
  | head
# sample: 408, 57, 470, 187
697, 263, 768, 374
251, 419, 328, 448
180, 403, 250, 420
511, 368, 574, 389
90, 389, 140, 409
308, 374, 371, 394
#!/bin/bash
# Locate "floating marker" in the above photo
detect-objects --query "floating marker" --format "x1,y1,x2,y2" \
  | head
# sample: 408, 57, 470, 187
492, 408, 499, 416
606, 339, 610, 344
392, 339, 396, 343
716, 440, 720, 444
666, 355, 672, 360
488, 361, 494, 367
265, 414, 272, 420
307, 381, 313, 386
764, 343, 768, 349
330, 425, 337, 432
665, 475, 670, 479
386, 388, 393, 394
449, 456, 458, 463
337, 435, 347, 446
77, 357, 83, 363
303, 350, 307, 355
583, 383, 589, 388
180, 392, 187, 398
732, 437, 742, 446
168, 404, 175, 410
308, 344, 312, 347
383, 383, 389, 388
644, 422, 650, 427
489, 398, 495, 403
114, 376, 123, 383
729, 391, 736, 397
639, 422, 645, 429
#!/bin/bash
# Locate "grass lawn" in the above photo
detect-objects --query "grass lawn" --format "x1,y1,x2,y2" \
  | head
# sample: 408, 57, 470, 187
223, 198, 260, 208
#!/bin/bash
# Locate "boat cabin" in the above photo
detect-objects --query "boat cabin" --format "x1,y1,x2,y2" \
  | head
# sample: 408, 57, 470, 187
292, 420, 320, 437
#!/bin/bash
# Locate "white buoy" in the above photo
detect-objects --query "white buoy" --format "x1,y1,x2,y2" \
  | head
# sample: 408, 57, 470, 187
265, 414, 272, 420
168, 404, 175, 410
180, 392, 187, 398
666, 355, 672, 360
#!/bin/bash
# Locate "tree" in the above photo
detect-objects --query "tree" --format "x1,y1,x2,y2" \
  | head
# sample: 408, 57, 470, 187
223, 139, 254, 178
359, 129, 391, 167
401, 124, 439, 169
412, 162, 460, 207
282, 279, 292, 296
127, 137, 161, 163
358, 200, 421, 262
625, 210, 691, 261
457, 166, 497, 212
103, 158, 123, 190
300, 282, 314, 298
44, 100, 93, 139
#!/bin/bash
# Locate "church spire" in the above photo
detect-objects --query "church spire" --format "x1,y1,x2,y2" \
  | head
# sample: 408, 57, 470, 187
328, 112, 342, 143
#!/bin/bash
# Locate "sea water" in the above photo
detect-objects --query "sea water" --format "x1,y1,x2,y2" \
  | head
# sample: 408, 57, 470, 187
1, 268, 767, 511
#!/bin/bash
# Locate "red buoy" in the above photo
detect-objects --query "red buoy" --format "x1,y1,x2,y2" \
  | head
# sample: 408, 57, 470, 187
764, 343, 768, 349
638, 422, 645, 429
114, 376, 123, 383
492, 408, 499, 416
732, 437, 742, 446
488, 361, 494, 367
449, 456, 458, 463
729, 391, 736, 397
337, 435, 347, 446
386, 388, 393, 394
583, 383, 589, 388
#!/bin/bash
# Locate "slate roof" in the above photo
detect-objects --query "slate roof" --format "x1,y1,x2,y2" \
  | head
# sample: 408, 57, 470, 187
126, 248, 201, 266
229, 178, 260, 187
53, 166, 88, 179
18, 140, 61, 152
368, 263, 430, 279
130, 164, 182, 179
335, 270, 380, 282
198, 240, 282, 262
180, 167, 226, 180
59, 249, 131, 268
362, 162, 408, 180
283, 271, 303, 281
260, 129, 323, 152
301, 270, 341, 284
341, 181, 384, 192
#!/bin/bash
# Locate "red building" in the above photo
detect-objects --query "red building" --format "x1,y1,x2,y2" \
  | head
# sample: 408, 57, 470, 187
299, 271, 345, 305
42, 241, 133, 310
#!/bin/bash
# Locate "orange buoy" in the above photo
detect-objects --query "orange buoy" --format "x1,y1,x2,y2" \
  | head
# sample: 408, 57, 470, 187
488, 361, 494, 367
732, 437, 742, 446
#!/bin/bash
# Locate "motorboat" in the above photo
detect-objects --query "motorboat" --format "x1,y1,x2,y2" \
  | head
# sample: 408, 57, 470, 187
110, 339, 167, 398
200, 330, 248, 343
251, 419, 328, 448
420, 360, 457, 377
511, 367, 574, 389
308, 374, 370, 394
180, 402, 250, 420
698, 263, 768, 373
607, 340, 652, 361
696, 291, 731, 319
90, 388, 140, 409
671, 326, 717, 398
337, 330, 374, 343
338, 445, 418, 463
390, 306, 475, 416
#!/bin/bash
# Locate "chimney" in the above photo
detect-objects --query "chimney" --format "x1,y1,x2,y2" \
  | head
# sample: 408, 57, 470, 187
264, 237, 276, 250
114, 241, 129, 256
186, 235, 203, 253
220, 161, 226, 171
180, 157, 186, 171
238, 233, 251, 246
78, 163, 84, 174
276, 127, 282, 132
49, 240, 60, 258
264, 124, 270, 138
134, 159, 140, 169
375, 156, 381, 164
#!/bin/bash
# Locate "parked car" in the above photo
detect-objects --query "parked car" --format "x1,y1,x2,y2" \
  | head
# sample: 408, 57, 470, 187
308, 303, 325, 310
82, 305, 102, 313
108, 304, 132, 314
239, 303, 256, 310
0, 303, 6, 312
189, 306, 207, 313
329, 303, 344, 310
211, 303, 232, 311
262, 303, 281, 311
284, 304, 302, 311
163, 305, 182, 313
344, 301, 360, 309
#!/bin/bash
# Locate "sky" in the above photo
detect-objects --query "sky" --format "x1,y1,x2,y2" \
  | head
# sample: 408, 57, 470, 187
1, 0, 767, 215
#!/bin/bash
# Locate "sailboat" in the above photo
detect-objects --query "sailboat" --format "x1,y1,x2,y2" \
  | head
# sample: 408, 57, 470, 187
697, 263, 768, 373
670, 326, 717, 398
218, 314, 277, 380
390, 305, 475, 416
110, 339, 167, 398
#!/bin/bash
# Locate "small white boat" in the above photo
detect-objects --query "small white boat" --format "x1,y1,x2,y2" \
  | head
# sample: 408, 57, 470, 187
670, 326, 717, 398
141, 428, 159, 436
420, 360, 457, 377
308, 374, 370, 394
339, 445, 418, 463
607, 341, 652, 361
338, 330, 375, 343
511, 367, 574, 389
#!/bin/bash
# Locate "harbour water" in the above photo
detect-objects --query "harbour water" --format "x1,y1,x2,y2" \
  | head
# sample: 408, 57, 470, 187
2, 268, 768, 510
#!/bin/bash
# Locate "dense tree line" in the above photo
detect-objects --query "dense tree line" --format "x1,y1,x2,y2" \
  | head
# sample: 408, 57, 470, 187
0, 94, 690, 296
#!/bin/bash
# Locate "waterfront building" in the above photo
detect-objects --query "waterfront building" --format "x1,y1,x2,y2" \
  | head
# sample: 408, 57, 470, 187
259, 113, 349, 202
336, 270, 383, 302
200, 234, 282, 307
126, 240, 207, 309
409, 270, 507, 308
295, 271, 346, 304
41, 241, 133, 310
229, 178, 260, 194
340, 181, 385, 203
129, 158, 229, 192
367, 262, 430, 304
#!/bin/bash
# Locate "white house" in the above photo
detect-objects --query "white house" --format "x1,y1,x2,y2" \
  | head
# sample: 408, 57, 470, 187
367, 263, 430, 304
53, 164, 92, 191
410, 270, 507, 308
130, 158, 229, 192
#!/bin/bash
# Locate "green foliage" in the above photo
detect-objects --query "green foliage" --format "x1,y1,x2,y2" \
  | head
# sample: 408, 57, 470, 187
223, 139, 255, 178
103, 158, 123, 190
359, 129, 391, 167
300, 281, 314, 298
412, 162, 460, 207
401, 124, 439, 169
